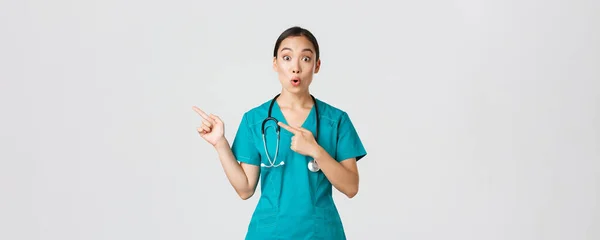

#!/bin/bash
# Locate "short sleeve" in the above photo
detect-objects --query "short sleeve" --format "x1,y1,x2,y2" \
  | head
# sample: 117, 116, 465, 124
335, 112, 367, 162
231, 113, 261, 166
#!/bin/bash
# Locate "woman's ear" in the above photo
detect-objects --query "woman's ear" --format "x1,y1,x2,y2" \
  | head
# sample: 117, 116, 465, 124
272, 56, 277, 72
314, 59, 321, 73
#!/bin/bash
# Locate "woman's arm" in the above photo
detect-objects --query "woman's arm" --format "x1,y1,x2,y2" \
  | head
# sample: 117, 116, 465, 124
193, 106, 260, 200
214, 137, 260, 200
313, 147, 359, 198
276, 121, 360, 198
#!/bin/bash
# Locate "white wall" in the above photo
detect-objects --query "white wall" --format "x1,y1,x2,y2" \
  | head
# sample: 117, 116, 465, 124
1, 0, 598, 239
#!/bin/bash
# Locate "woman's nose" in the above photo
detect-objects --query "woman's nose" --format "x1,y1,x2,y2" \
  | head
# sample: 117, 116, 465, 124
292, 66, 301, 73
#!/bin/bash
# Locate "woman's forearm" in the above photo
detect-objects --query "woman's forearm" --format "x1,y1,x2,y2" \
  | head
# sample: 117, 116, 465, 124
213, 138, 257, 199
312, 146, 359, 198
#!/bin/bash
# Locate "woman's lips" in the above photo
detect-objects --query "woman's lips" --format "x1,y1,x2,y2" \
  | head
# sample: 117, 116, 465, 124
291, 77, 301, 86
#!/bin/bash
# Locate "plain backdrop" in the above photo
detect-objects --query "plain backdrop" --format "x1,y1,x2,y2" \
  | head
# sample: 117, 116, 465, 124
1, 0, 598, 239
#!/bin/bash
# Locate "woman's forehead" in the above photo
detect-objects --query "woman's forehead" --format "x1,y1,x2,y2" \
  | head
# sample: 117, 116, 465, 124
279, 36, 315, 52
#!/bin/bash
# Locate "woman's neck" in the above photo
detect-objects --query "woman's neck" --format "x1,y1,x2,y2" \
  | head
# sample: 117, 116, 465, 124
277, 89, 313, 109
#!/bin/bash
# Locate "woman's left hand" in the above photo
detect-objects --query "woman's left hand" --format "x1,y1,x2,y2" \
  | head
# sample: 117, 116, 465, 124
278, 122, 321, 157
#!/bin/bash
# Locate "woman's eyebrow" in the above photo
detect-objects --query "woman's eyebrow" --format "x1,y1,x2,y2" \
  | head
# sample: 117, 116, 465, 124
302, 49, 314, 54
280, 47, 314, 54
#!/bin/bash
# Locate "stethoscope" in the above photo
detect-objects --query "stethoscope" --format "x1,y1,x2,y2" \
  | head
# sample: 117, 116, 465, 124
261, 93, 321, 172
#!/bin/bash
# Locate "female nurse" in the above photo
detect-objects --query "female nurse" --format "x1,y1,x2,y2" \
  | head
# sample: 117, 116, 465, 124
192, 26, 367, 240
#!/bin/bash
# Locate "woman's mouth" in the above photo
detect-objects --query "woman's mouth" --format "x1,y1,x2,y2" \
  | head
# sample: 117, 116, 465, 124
291, 77, 301, 86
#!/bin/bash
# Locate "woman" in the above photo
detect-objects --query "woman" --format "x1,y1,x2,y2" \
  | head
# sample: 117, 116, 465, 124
193, 26, 367, 240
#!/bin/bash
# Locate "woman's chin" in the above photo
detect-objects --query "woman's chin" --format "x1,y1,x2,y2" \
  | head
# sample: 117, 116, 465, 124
284, 86, 308, 94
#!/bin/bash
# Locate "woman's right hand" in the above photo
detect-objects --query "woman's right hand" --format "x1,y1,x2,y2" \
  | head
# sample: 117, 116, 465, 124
192, 106, 225, 147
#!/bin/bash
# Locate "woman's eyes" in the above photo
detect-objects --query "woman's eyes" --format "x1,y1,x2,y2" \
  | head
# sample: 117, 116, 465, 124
282, 56, 311, 62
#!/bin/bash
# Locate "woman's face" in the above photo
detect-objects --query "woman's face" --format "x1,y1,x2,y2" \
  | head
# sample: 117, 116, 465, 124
273, 36, 321, 94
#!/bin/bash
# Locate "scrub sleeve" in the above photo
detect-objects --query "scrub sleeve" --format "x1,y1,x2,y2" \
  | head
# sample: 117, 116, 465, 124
335, 112, 367, 162
231, 113, 260, 166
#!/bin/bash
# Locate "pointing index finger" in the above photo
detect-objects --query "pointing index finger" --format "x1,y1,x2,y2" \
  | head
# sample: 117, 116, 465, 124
192, 106, 211, 121
277, 122, 300, 134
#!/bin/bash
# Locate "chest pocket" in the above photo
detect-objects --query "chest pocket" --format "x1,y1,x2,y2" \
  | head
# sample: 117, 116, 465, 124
315, 116, 338, 160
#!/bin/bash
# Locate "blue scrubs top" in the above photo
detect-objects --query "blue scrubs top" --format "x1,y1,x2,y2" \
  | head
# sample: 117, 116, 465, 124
231, 97, 367, 240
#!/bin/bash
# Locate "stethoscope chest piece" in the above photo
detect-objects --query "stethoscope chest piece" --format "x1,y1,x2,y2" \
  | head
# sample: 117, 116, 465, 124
308, 159, 320, 172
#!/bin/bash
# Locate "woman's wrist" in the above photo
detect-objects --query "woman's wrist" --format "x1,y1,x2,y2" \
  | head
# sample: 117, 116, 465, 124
311, 144, 326, 160
214, 137, 229, 150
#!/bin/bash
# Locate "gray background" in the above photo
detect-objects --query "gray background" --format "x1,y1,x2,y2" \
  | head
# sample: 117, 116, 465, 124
1, 0, 598, 239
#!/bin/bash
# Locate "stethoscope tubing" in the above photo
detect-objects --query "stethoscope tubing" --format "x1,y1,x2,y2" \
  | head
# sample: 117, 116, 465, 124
261, 93, 320, 172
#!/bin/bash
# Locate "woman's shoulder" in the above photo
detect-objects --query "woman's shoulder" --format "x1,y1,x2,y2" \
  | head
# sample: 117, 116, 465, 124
238, 99, 272, 126
315, 98, 351, 124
